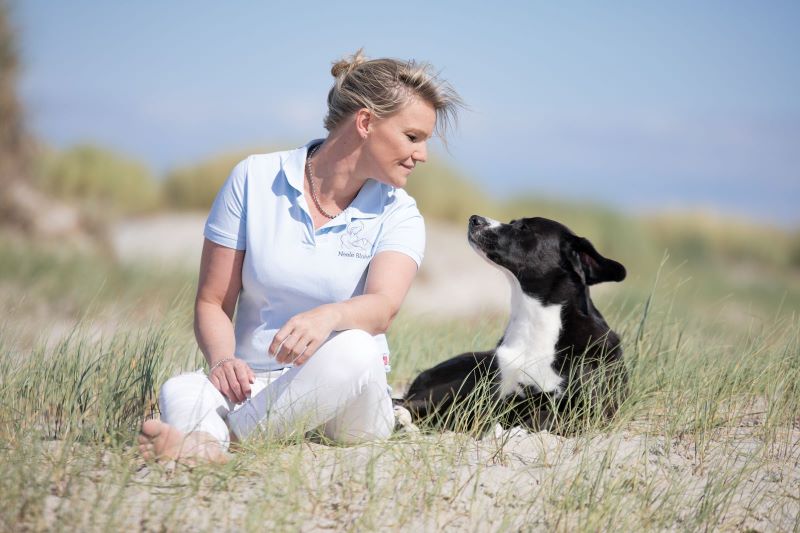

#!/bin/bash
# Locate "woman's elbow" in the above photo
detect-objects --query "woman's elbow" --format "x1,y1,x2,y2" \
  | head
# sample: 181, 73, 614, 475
374, 307, 399, 335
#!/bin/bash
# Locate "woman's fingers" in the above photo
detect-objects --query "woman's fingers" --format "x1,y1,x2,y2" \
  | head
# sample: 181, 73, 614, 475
287, 333, 314, 365
209, 373, 220, 391
274, 330, 312, 364
269, 334, 285, 360
271, 309, 336, 366
212, 370, 230, 399
208, 360, 255, 404
275, 327, 322, 366
289, 342, 309, 366
293, 338, 320, 366
223, 364, 243, 402
273, 334, 292, 364
272, 331, 297, 363
233, 363, 252, 398
270, 320, 299, 358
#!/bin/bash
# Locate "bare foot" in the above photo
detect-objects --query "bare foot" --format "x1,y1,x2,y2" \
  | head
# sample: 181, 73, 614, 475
138, 419, 228, 464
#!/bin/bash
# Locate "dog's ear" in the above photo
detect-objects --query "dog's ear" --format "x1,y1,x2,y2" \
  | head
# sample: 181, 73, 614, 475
566, 236, 626, 285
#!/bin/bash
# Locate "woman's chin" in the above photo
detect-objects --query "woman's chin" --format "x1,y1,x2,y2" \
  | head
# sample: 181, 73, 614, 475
395, 168, 416, 187
393, 176, 409, 188
374, 174, 408, 189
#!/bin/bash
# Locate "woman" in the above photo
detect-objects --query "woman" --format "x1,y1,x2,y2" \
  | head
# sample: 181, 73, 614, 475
138, 50, 462, 462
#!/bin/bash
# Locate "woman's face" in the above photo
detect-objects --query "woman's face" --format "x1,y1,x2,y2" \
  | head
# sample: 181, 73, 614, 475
362, 98, 436, 188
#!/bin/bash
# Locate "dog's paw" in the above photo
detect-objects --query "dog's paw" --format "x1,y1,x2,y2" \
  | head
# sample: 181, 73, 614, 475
393, 405, 419, 434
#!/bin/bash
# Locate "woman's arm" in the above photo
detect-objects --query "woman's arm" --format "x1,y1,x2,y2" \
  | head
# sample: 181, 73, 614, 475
195, 238, 254, 402
332, 250, 419, 332
270, 251, 418, 365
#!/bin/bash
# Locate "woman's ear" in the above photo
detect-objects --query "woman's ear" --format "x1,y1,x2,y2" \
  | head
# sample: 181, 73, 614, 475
354, 108, 372, 139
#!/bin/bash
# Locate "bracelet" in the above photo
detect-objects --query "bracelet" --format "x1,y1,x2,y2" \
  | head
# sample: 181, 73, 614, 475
208, 357, 235, 374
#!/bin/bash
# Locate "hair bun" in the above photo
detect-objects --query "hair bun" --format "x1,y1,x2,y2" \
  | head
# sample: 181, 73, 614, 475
331, 48, 367, 78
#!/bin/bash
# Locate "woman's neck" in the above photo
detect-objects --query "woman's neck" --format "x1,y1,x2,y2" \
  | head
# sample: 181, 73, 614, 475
309, 129, 368, 205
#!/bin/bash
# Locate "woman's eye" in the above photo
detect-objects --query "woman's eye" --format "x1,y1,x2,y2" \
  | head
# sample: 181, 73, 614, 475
406, 134, 417, 142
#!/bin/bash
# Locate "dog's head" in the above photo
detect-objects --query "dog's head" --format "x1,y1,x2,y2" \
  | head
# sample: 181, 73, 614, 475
467, 215, 626, 305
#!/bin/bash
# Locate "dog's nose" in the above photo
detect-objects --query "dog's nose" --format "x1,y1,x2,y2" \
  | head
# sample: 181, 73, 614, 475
469, 215, 487, 229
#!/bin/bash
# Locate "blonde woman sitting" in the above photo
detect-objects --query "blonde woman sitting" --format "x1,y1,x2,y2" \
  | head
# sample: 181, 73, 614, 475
138, 50, 462, 462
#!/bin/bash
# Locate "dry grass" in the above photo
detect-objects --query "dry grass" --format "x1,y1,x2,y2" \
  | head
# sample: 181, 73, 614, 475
1, 226, 798, 532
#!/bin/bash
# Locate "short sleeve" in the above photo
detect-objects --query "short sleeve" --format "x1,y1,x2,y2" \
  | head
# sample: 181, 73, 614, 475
204, 158, 248, 250
373, 196, 426, 267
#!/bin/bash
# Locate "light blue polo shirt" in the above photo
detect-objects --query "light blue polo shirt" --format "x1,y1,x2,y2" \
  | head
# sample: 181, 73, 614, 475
203, 140, 425, 372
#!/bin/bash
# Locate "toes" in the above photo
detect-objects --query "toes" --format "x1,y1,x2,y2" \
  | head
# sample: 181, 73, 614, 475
141, 419, 163, 437
138, 443, 154, 461
138, 420, 163, 461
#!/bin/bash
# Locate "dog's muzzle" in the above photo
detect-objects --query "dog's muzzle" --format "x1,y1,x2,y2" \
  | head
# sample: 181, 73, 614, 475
467, 215, 501, 255
469, 215, 489, 230
468, 214, 501, 242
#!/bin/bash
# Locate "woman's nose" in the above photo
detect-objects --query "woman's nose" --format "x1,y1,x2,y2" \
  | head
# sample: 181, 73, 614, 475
413, 143, 428, 163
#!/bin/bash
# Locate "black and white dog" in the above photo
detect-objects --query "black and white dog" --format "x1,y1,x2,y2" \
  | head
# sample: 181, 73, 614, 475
400, 215, 628, 434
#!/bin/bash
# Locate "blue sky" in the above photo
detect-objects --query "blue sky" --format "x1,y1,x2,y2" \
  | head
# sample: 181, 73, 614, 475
12, 1, 800, 226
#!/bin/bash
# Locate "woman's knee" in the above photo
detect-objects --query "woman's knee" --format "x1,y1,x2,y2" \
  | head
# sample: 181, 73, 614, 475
158, 371, 221, 416
160, 372, 206, 400
325, 380, 394, 444
324, 330, 382, 375
157, 371, 231, 445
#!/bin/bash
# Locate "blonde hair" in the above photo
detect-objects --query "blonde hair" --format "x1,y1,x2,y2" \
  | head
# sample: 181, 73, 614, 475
324, 49, 463, 143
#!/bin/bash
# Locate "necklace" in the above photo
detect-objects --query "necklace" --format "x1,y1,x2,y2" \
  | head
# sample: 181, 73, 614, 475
305, 144, 340, 220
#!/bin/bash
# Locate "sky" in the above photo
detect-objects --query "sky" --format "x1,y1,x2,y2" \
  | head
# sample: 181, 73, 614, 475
12, 1, 800, 227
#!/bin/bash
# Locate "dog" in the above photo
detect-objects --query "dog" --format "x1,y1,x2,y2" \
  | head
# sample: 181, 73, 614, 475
400, 215, 628, 434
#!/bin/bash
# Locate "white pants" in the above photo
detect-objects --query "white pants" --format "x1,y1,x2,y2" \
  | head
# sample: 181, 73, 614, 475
159, 329, 394, 449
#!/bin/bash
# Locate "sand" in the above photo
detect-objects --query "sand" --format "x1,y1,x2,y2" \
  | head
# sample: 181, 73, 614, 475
36, 423, 800, 531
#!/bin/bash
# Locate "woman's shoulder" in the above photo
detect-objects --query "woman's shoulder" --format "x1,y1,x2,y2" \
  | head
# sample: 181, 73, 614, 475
383, 185, 420, 213
364, 185, 423, 231
227, 144, 312, 194
240, 145, 301, 175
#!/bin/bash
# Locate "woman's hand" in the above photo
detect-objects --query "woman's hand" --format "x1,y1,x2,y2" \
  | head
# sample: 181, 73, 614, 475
270, 305, 342, 366
208, 359, 255, 404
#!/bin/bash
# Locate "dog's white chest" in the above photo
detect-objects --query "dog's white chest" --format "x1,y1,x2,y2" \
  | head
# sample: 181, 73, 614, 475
495, 285, 564, 398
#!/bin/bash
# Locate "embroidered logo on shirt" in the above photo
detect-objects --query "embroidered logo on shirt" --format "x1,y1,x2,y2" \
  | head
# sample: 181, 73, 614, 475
338, 220, 372, 259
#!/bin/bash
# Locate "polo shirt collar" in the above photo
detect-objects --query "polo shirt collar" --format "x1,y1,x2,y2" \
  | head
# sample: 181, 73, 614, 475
280, 140, 385, 224
346, 179, 383, 221
279, 141, 315, 195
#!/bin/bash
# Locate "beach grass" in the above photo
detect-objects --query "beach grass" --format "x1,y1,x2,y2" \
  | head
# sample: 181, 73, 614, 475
0, 226, 798, 531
